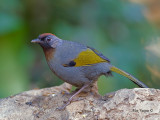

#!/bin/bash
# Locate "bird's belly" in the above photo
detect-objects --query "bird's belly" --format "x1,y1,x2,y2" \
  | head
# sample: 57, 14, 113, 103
48, 62, 89, 87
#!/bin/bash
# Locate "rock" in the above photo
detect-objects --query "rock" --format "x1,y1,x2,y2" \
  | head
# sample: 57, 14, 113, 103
0, 83, 160, 120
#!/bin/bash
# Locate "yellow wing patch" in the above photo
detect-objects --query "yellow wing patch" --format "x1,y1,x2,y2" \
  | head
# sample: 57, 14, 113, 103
73, 48, 107, 67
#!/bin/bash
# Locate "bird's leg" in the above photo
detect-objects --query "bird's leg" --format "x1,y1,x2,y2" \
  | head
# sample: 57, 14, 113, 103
57, 84, 90, 110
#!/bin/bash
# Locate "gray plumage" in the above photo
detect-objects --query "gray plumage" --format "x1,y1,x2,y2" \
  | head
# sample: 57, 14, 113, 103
47, 40, 112, 87
31, 33, 148, 109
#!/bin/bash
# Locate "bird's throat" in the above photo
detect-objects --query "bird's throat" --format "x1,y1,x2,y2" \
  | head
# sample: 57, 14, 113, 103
43, 48, 55, 61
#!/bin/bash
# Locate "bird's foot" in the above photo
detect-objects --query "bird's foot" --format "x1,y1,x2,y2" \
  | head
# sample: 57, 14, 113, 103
56, 97, 84, 110
56, 100, 71, 110
57, 84, 90, 110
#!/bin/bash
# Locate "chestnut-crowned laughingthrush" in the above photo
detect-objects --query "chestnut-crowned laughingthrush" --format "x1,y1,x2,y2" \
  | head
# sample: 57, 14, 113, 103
31, 33, 148, 109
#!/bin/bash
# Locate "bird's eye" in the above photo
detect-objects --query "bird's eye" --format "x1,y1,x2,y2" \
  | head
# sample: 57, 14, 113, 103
46, 37, 52, 42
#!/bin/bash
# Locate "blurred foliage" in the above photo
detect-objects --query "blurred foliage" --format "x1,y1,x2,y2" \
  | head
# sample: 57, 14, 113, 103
0, 0, 160, 98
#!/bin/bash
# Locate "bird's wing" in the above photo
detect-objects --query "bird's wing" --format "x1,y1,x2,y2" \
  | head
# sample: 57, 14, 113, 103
87, 46, 110, 62
63, 47, 110, 67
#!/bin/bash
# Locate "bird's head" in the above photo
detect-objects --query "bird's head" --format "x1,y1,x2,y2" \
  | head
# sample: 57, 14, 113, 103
31, 33, 61, 49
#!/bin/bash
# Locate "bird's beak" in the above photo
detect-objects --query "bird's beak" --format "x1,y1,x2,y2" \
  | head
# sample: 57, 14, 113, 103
31, 39, 41, 43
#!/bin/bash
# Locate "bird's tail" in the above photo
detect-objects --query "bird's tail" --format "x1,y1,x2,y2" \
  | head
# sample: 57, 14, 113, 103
110, 66, 148, 88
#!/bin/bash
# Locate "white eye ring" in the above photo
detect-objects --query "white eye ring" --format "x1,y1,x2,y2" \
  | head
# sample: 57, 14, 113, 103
46, 37, 51, 42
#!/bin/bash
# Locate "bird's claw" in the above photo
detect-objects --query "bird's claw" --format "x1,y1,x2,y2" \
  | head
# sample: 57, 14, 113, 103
56, 101, 71, 110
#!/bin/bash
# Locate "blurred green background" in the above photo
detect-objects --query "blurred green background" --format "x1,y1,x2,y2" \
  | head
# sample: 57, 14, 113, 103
0, 0, 160, 98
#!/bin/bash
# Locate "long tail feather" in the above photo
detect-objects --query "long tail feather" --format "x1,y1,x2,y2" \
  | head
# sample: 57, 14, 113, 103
110, 66, 148, 88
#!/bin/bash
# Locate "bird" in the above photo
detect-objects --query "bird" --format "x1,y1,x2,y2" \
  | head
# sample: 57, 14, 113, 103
31, 33, 148, 109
